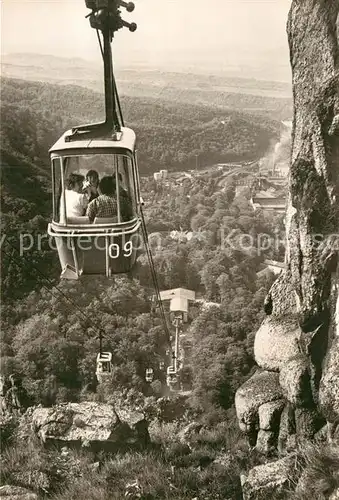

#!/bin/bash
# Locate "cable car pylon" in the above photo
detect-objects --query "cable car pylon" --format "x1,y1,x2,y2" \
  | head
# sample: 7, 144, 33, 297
67, 0, 137, 141
156, 288, 196, 390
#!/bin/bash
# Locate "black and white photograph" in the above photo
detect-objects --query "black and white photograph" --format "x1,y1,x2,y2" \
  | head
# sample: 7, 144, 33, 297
1, 1, 339, 498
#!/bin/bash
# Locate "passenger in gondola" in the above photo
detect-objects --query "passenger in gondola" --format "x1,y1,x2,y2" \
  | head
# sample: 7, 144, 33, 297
85, 170, 100, 202
115, 174, 133, 221
120, 189, 133, 221
62, 173, 89, 218
86, 176, 118, 222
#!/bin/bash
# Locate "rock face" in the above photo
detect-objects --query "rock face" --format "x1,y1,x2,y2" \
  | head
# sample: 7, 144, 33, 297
31, 402, 150, 451
235, 0, 339, 465
279, 356, 312, 407
235, 371, 283, 441
254, 317, 302, 371
320, 337, 339, 427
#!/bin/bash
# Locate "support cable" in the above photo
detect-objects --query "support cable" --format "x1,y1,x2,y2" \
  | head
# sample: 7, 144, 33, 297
113, 72, 124, 127
139, 207, 172, 349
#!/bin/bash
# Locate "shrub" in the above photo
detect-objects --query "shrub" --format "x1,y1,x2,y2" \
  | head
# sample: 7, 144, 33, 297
0, 414, 18, 448
293, 443, 339, 499
148, 420, 183, 446
189, 419, 243, 452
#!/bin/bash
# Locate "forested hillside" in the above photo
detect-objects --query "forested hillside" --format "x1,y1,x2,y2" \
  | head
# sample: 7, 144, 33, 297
2, 53, 293, 120
0, 73, 289, 499
1, 77, 280, 173
1, 158, 285, 495
1, 75, 285, 392
1, 160, 285, 413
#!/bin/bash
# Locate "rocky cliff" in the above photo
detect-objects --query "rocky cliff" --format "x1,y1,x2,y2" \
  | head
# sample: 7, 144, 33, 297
235, 1, 339, 497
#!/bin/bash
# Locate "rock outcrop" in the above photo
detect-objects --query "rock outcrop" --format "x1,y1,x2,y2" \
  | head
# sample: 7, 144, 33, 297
320, 336, 339, 440
235, 0, 339, 460
31, 402, 150, 451
235, 371, 283, 448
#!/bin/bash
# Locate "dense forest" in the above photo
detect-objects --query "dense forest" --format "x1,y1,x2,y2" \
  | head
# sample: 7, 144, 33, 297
1, 76, 287, 498
1, 112, 284, 418
1, 75, 285, 410
2, 53, 293, 121
1, 77, 280, 173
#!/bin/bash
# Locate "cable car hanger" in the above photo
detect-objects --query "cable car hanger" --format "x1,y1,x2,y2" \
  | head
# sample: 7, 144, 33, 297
42, 0, 176, 383
65, 0, 137, 143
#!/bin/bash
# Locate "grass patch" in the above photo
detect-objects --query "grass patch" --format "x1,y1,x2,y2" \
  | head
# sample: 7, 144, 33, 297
0, 438, 51, 493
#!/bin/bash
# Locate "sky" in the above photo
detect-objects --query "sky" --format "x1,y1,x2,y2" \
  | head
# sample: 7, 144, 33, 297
1, 0, 292, 81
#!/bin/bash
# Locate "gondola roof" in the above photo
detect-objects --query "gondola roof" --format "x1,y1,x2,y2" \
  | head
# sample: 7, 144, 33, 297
49, 126, 136, 156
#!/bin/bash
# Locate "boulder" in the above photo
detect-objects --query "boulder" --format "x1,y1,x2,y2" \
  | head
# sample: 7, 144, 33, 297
255, 430, 277, 455
294, 407, 325, 440
254, 317, 302, 371
319, 337, 339, 423
31, 402, 149, 451
241, 455, 299, 500
235, 371, 282, 428
0, 485, 38, 500
277, 403, 296, 453
112, 407, 150, 446
279, 356, 312, 406
266, 271, 298, 317
235, 0, 339, 456
258, 400, 285, 431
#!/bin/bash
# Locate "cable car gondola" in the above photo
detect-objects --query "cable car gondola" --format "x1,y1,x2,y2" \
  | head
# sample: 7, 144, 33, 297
166, 366, 177, 388
48, 0, 142, 279
96, 351, 113, 383
145, 368, 154, 383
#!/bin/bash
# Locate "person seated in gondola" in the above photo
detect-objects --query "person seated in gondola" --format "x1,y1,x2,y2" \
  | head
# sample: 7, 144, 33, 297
86, 176, 118, 223
85, 170, 100, 202
62, 173, 89, 218
113, 175, 133, 221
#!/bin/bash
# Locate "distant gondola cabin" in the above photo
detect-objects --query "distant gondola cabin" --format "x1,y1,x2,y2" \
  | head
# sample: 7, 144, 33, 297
96, 352, 112, 383
145, 368, 154, 383
166, 366, 177, 387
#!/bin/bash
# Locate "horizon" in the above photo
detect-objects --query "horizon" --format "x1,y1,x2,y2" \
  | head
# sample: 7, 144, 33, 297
1, 0, 292, 83
1, 51, 293, 88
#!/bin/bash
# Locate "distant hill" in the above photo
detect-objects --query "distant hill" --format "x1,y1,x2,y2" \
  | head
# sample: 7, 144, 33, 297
1, 53, 292, 120
1, 76, 281, 175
